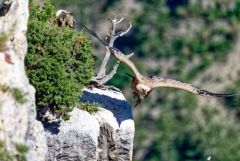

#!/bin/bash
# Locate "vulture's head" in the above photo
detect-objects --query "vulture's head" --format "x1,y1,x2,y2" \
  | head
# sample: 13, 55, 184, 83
56, 9, 76, 28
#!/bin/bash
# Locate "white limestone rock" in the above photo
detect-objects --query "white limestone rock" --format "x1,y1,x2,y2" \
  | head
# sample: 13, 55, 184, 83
0, 0, 47, 160
45, 87, 135, 161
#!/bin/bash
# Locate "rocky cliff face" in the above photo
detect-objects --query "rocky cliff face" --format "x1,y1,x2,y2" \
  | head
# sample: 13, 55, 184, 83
0, 0, 47, 160
45, 87, 135, 161
0, 1, 134, 160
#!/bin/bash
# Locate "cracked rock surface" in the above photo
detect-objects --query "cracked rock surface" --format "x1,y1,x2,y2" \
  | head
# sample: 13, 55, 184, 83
45, 87, 135, 161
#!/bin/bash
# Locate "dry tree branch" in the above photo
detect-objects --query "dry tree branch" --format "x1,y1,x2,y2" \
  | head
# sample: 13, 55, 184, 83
94, 51, 135, 84
92, 15, 132, 84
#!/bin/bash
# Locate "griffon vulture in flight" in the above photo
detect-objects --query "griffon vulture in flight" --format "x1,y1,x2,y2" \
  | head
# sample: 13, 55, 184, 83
83, 26, 239, 106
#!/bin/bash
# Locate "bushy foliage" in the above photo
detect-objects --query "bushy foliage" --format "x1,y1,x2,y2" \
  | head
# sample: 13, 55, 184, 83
25, 1, 95, 111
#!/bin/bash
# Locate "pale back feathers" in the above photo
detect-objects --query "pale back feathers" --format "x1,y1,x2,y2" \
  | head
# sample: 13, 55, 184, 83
148, 76, 199, 94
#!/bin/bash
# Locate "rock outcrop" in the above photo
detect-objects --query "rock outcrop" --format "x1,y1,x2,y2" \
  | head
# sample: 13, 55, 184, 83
45, 87, 135, 161
0, 0, 47, 160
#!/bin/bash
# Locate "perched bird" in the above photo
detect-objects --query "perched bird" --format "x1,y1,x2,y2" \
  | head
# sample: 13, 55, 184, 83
56, 9, 76, 28
84, 26, 239, 106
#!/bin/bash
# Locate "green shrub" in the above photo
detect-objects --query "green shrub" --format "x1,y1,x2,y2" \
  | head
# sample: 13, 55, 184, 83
25, 0, 95, 112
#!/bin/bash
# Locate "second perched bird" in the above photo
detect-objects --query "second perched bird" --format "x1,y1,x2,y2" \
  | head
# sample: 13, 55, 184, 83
56, 9, 76, 28
84, 26, 239, 106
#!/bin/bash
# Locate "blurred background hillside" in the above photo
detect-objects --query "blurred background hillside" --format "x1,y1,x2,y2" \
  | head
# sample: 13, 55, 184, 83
51, 0, 240, 160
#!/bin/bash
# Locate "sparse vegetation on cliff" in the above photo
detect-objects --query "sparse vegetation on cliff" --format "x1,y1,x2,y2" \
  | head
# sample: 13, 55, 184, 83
0, 141, 12, 161
78, 102, 99, 114
0, 85, 26, 104
0, 33, 7, 51
10, 88, 26, 104
0, 141, 28, 161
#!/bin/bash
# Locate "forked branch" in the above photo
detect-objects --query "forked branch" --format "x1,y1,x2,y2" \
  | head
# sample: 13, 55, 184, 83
92, 15, 132, 84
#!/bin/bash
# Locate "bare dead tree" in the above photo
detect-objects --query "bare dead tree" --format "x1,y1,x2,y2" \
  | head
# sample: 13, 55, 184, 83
91, 15, 132, 85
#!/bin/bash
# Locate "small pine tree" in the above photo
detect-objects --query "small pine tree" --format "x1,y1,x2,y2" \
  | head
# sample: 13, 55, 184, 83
25, 0, 95, 113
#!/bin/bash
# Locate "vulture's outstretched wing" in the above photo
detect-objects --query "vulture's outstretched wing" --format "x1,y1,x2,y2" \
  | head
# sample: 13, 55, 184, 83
150, 76, 239, 97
